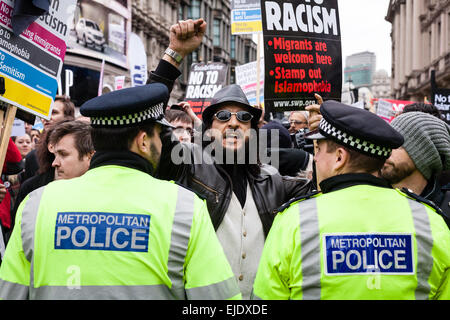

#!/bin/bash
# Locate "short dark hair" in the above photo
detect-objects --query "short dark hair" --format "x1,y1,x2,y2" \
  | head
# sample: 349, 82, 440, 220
91, 123, 156, 152
54, 95, 75, 119
36, 121, 62, 174
402, 102, 443, 120
325, 139, 385, 174
49, 120, 94, 160
165, 109, 192, 125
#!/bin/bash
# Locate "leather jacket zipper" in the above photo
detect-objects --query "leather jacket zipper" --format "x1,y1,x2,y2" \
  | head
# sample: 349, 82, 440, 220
192, 177, 219, 203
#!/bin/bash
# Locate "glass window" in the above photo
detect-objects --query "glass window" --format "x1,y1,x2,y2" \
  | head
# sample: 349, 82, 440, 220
213, 19, 220, 46
188, 0, 200, 19
192, 50, 198, 62
179, 5, 185, 20
231, 35, 236, 59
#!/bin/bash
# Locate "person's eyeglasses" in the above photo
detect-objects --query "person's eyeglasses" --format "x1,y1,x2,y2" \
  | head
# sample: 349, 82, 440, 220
289, 120, 307, 125
214, 110, 253, 123
174, 127, 193, 136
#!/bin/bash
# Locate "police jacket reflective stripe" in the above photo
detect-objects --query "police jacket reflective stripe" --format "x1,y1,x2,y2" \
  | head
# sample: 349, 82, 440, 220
0, 221, 5, 261
252, 184, 450, 300
0, 164, 241, 300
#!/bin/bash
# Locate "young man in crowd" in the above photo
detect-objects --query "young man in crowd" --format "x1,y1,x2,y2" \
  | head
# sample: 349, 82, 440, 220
381, 111, 450, 227
165, 101, 203, 143
50, 120, 95, 180
165, 108, 194, 143
21, 96, 76, 182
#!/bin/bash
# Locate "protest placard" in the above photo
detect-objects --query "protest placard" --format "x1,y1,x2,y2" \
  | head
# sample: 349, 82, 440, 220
0, 0, 76, 119
231, 0, 262, 34
261, 0, 342, 112
129, 32, 147, 87
431, 71, 450, 124
376, 98, 414, 122
114, 75, 125, 90
184, 62, 228, 118
432, 89, 450, 123
235, 59, 264, 106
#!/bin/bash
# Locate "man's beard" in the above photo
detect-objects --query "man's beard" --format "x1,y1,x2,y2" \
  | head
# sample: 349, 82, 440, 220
381, 159, 415, 184
149, 142, 161, 171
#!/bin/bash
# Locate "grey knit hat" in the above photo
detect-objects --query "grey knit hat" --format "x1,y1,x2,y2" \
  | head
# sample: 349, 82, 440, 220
390, 112, 450, 179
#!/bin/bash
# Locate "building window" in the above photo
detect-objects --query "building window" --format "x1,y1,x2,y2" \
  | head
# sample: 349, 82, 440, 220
160, 0, 165, 18
188, 0, 200, 19
178, 5, 185, 20
213, 19, 220, 46
231, 35, 236, 59
245, 46, 250, 63
448, 13, 450, 49
429, 30, 432, 61
187, 53, 193, 71
438, 21, 441, 55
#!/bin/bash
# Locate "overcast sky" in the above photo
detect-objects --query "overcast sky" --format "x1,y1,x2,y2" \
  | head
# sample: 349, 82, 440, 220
338, 0, 392, 74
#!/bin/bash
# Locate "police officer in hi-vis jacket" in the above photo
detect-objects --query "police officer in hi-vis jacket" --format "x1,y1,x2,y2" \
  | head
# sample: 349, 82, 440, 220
0, 82, 240, 300
252, 100, 450, 300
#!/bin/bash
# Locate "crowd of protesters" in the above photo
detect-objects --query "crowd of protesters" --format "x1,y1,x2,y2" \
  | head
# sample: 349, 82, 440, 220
0, 18, 448, 300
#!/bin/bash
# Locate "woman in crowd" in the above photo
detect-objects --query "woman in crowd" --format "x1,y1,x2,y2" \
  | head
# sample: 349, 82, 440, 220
13, 133, 33, 159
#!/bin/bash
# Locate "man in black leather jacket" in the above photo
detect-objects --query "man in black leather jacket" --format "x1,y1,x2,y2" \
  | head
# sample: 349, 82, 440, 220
148, 18, 315, 299
149, 19, 314, 235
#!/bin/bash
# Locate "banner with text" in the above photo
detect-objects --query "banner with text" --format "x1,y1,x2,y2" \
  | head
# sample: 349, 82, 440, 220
235, 59, 264, 107
261, 0, 342, 112
376, 98, 415, 122
231, 0, 262, 34
184, 62, 228, 119
432, 88, 450, 124
128, 32, 147, 87
0, 0, 76, 119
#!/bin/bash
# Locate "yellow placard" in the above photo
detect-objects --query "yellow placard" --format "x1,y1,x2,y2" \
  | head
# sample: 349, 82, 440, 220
1, 76, 52, 118
231, 21, 263, 34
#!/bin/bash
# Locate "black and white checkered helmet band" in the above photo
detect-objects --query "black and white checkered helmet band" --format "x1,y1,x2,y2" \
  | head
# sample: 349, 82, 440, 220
91, 102, 164, 126
319, 118, 392, 158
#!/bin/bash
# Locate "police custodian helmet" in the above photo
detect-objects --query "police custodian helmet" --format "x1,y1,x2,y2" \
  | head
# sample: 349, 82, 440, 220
80, 82, 174, 128
307, 100, 404, 159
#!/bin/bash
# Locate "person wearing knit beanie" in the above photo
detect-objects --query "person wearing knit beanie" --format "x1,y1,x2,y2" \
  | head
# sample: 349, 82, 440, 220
382, 111, 450, 225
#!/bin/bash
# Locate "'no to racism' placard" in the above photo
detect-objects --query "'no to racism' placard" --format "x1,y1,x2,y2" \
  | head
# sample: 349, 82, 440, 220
184, 62, 228, 119
261, 0, 342, 112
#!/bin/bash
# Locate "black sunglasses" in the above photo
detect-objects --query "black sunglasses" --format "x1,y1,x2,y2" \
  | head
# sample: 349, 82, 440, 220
214, 110, 253, 123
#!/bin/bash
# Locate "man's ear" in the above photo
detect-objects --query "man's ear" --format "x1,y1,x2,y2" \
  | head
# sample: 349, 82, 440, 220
85, 150, 95, 161
133, 131, 150, 154
334, 147, 350, 173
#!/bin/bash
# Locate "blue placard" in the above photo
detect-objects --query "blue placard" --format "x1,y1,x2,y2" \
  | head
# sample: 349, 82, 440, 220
324, 233, 414, 275
0, 48, 57, 97
55, 212, 150, 252
232, 9, 262, 22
